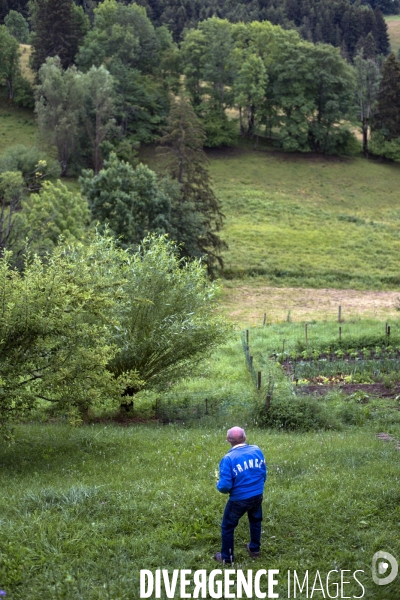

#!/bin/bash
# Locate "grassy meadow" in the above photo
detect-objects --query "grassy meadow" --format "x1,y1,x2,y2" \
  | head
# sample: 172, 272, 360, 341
1, 424, 400, 599
386, 16, 400, 56
0, 95, 37, 154
209, 149, 400, 289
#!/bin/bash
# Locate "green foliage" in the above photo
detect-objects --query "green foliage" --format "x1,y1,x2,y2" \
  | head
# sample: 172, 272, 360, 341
234, 51, 268, 138
201, 110, 238, 148
80, 153, 171, 247
109, 234, 230, 391
0, 235, 136, 434
0, 145, 56, 188
29, 0, 88, 72
256, 395, 338, 431
4, 9, 29, 43
159, 94, 227, 272
35, 57, 85, 176
181, 19, 356, 154
369, 130, 400, 160
81, 64, 116, 174
0, 170, 25, 256
371, 53, 400, 160
35, 58, 116, 175
76, 0, 173, 145
0, 24, 22, 101
269, 41, 357, 154
17, 180, 90, 255
0, 232, 228, 431
354, 51, 381, 156
138, 0, 390, 60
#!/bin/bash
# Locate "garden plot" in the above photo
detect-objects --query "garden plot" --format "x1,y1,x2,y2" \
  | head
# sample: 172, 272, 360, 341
245, 319, 400, 398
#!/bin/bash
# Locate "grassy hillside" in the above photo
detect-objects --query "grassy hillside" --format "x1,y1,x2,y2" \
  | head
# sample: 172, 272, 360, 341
386, 16, 400, 55
0, 96, 37, 153
3, 101, 400, 296
208, 149, 400, 289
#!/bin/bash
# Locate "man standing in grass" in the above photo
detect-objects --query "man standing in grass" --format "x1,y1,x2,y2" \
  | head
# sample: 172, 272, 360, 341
214, 426, 267, 565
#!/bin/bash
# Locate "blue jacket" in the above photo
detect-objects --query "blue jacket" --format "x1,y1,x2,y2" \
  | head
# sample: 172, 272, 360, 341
216, 444, 267, 501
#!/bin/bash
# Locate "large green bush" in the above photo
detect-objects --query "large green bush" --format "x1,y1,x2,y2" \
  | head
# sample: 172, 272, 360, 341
255, 395, 339, 431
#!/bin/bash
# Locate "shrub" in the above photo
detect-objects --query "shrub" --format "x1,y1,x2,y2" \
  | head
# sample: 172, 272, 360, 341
255, 395, 339, 431
202, 111, 238, 147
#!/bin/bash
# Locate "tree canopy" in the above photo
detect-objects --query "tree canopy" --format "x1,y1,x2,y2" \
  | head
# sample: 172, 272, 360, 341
0, 233, 228, 435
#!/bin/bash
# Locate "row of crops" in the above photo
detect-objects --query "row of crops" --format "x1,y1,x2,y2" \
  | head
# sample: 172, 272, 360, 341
244, 319, 400, 389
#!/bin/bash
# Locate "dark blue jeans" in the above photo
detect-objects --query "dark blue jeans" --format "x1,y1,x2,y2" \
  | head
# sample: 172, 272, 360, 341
221, 494, 263, 562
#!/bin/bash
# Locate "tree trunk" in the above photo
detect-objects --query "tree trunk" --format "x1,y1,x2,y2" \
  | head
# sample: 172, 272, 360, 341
362, 118, 369, 158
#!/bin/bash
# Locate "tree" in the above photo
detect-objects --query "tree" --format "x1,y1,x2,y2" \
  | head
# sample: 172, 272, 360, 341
0, 234, 139, 435
269, 40, 356, 154
158, 94, 227, 272
354, 50, 381, 156
0, 232, 229, 434
180, 18, 237, 146
30, 0, 88, 72
80, 153, 171, 247
0, 24, 21, 100
4, 9, 29, 43
0, 145, 56, 191
82, 65, 116, 174
76, 0, 172, 145
0, 170, 25, 257
35, 57, 85, 176
233, 51, 268, 138
109, 234, 229, 398
307, 43, 357, 154
373, 53, 400, 140
16, 180, 90, 256
370, 53, 400, 159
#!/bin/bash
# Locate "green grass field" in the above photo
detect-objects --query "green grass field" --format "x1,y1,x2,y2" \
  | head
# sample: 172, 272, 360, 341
209, 149, 400, 289
386, 16, 400, 56
1, 423, 399, 599
0, 96, 38, 154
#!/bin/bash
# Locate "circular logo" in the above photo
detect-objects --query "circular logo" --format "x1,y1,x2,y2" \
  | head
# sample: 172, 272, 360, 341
372, 551, 398, 586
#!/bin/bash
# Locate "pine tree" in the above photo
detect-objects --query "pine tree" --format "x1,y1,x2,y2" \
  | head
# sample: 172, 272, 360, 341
373, 7, 390, 55
373, 53, 400, 140
158, 94, 227, 274
30, 0, 87, 72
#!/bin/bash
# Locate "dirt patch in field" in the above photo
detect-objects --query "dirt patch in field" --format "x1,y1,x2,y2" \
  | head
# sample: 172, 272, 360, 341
296, 382, 400, 399
221, 285, 400, 325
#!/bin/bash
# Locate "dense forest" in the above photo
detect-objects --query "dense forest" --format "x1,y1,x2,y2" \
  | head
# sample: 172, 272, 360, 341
0, 0, 393, 57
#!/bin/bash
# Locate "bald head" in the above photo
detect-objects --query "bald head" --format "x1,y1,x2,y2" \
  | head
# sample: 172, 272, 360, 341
227, 426, 246, 446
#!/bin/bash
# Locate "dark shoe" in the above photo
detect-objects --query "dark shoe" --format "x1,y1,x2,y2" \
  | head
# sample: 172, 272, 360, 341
214, 552, 234, 565
245, 543, 260, 558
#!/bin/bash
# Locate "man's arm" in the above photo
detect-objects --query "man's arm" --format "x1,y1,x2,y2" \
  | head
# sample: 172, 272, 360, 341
216, 456, 233, 494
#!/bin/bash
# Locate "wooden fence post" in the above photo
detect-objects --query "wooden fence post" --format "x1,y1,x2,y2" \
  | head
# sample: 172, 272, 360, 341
305, 323, 308, 345
257, 371, 262, 390
263, 313, 267, 326
338, 305, 342, 323
339, 326, 342, 342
